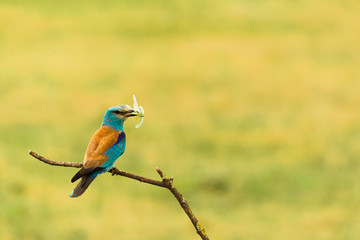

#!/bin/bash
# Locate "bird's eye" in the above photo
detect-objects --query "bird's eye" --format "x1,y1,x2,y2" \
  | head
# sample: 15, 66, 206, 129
112, 110, 122, 114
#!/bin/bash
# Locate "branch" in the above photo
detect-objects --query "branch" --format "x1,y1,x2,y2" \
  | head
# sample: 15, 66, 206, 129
29, 150, 210, 240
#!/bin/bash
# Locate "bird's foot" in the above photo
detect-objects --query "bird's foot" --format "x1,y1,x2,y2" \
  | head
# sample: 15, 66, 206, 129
110, 167, 117, 176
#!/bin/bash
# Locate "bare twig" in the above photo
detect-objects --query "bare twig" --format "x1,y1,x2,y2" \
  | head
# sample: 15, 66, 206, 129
29, 150, 210, 240
29, 151, 83, 168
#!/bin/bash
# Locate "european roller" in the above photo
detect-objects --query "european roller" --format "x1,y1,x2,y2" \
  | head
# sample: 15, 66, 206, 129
70, 96, 144, 198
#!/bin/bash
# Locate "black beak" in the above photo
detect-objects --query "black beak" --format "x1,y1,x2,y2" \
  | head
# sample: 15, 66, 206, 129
125, 109, 138, 117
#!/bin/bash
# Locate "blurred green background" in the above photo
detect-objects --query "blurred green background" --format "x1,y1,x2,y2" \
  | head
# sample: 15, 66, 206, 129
1, 0, 360, 239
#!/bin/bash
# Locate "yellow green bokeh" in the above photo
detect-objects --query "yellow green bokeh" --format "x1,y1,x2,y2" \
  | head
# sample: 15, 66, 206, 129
1, 0, 360, 239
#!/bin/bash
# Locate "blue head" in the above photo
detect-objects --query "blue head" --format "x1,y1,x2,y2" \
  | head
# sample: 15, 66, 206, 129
102, 105, 137, 131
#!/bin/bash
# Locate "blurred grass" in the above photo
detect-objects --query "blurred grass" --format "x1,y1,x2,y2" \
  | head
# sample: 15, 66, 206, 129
1, 0, 360, 239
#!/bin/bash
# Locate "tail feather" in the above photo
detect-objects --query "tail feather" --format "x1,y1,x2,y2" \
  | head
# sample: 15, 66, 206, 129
71, 167, 103, 183
69, 175, 95, 198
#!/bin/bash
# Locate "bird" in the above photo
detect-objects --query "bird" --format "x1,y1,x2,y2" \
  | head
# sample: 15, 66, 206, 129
69, 104, 140, 198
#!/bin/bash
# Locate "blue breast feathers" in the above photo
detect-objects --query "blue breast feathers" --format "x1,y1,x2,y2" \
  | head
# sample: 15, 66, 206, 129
115, 132, 125, 145
102, 132, 126, 169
